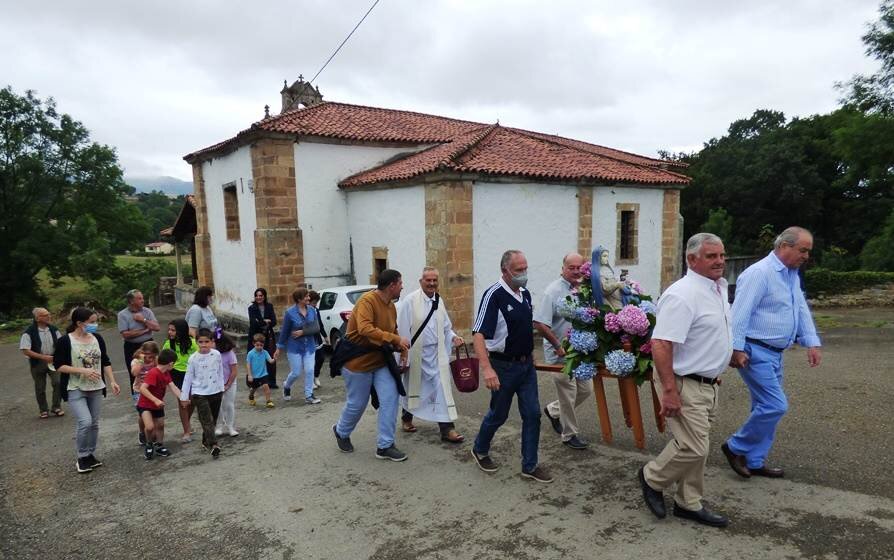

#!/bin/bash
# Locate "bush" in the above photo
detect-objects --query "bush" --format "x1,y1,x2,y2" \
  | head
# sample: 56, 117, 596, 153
804, 268, 894, 295
86, 259, 177, 313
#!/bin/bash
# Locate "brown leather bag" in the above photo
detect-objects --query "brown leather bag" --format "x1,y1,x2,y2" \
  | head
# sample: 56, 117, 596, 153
450, 343, 479, 393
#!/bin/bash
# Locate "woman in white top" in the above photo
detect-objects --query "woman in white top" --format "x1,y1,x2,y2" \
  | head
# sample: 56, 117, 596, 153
54, 307, 121, 474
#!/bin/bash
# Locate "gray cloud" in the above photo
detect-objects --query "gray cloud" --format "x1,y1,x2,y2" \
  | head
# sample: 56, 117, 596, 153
0, 0, 882, 180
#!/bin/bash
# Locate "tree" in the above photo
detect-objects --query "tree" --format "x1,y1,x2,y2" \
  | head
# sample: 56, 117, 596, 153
699, 208, 734, 250
0, 87, 149, 315
860, 207, 894, 270
840, 1, 894, 114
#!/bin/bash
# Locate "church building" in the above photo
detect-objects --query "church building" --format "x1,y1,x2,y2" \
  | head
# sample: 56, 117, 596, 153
183, 78, 689, 332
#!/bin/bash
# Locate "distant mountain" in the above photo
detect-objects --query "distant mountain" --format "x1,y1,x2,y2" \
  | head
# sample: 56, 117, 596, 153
126, 175, 193, 196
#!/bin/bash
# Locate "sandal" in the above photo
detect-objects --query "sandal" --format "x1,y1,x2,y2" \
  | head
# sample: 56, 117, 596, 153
401, 421, 417, 433
441, 430, 465, 443
39, 411, 49, 419
52, 409, 65, 417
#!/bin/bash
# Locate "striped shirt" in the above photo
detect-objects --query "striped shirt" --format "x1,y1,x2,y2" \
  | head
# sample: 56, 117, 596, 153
473, 278, 534, 356
731, 252, 821, 351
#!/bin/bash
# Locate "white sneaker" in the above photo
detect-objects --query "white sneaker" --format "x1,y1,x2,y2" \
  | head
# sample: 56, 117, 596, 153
228, 429, 239, 437
214, 428, 223, 436
313, 379, 321, 389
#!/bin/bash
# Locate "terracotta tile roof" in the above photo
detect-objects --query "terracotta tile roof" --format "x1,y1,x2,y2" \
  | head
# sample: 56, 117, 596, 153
184, 101, 688, 186
340, 125, 689, 187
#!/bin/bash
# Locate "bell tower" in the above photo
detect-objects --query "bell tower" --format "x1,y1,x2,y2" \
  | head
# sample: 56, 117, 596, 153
280, 75, 324, 112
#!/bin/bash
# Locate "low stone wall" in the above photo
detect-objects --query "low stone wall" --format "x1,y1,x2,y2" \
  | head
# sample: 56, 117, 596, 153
808, 284, 894, 308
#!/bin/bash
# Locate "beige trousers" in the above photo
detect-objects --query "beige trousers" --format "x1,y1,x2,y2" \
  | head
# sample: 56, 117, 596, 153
545, 371, 593, 441
643, 375, 718, 511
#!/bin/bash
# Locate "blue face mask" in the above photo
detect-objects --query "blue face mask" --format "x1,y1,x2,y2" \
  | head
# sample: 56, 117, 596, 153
84, 323, 99, 334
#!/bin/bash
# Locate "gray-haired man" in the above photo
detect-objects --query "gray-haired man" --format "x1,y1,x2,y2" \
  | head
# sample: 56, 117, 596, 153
20, 308, 63, 417
118, 289, 160, 392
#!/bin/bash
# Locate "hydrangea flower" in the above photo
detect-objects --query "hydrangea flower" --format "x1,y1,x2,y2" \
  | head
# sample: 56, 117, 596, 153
639, 341, 652, 355
617, 305, 650, 336
568, 329, 599, 353
604, 312, 622, 333
604, 350, 636, 375
580, 261, 592, 279
638, 300, 657, 316
572, 361, 596, 380
557, 299, 578, 320
629, 280, 642, 294
574, 307, 600, 324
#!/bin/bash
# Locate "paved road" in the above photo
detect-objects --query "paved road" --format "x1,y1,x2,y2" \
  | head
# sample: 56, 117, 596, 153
1, 306, 892, 559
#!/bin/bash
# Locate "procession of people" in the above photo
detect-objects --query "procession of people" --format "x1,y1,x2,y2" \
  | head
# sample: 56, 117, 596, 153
19, 227, 823, 528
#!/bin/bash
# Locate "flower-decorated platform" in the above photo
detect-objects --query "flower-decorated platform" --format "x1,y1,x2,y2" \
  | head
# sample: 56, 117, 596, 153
536, 362, 665, 449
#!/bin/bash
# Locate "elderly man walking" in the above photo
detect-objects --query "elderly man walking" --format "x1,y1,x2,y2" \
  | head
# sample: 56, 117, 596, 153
398, 267, 466, 443
722, 227, 822, 480
535, 252, 592, 450
470, 250, 552, 483
333, 269, 411, 461
638, 233, 732, 528
20, 308, 63, 418
118, 289, 160, 392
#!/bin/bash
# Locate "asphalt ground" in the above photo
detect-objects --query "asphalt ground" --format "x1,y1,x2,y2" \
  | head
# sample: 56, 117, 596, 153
1, 305, 892, 559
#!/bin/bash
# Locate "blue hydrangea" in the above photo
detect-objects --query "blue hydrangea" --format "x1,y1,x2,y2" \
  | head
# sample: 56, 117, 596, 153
572, 361, 596, 380
557, 300, 578, 320
604, 350, 636, 376
574, 307, 600, 324
638, 300, 657, 315
568, 329, 599, 353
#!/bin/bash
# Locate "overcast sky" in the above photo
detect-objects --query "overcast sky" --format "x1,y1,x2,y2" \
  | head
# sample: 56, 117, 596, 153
1, 0, 882, 181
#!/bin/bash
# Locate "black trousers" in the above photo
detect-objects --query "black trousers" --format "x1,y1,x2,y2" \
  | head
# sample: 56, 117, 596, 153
314, 348, 326, 378
192, 393, 222, 448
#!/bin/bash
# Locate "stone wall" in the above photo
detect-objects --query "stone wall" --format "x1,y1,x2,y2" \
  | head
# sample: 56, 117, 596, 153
660, 189, 682, 291
192, 163, 214, 287
425, 180, 474, 338
577, 186, 593, 256
250, 138, 304, 311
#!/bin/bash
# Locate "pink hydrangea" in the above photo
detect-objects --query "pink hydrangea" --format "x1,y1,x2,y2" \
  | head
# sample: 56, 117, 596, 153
617, 304, 650, 336
580, 261, 592, 280
604, 312, 622, 333
629, 280, 642, 295
639, 341, 652, 355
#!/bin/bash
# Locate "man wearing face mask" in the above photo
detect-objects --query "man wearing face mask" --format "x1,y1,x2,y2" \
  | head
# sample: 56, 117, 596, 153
470, 250, 552, 483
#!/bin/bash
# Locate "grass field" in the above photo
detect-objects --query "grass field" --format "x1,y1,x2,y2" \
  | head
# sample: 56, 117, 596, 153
35, 255, 179, 312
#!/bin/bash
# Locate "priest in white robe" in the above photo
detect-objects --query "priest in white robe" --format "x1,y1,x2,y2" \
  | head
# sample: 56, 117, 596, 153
397, 267, 465, 443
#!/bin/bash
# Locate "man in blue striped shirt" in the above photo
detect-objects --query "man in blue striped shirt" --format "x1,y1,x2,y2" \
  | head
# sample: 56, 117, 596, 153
722, 227, 822, 480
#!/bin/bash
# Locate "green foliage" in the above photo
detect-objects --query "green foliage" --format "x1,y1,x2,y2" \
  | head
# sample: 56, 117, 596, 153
804, 268, 894, 295
0, 86, 150, 315
860, 207, 894, 270
699, 208, 735, 251
681, 108, 894, 261
821, 245, 859, 271
85, 259, 177, 313
130, 190, 185, 240
840, 1, 894, 114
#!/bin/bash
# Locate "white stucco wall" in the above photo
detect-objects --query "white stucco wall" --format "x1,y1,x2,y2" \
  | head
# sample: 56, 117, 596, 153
345, 186, 426, 289
592, 186, 665, 297
201, 145, 257, 319
472, 182, 579, 313
294, 142, 430, 290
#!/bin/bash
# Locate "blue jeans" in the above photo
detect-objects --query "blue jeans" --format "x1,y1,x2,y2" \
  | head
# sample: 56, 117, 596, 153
284, 352, 316, 398
67, 389, 102, 458
473, 359, 541, 472
335, 366, 398, 450
727, 343, 788, 469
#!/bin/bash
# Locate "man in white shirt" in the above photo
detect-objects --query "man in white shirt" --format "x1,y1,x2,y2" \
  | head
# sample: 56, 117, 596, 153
638, 233, 733, 528
397, 267, 465, 443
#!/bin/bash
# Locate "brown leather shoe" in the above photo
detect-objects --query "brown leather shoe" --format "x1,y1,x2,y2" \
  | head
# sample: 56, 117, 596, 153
721, 442, 751, 478
751, 465, 784, 478
401, 421, 417, 433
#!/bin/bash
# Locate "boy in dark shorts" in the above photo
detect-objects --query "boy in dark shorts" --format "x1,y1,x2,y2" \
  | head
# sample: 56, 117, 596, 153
246, 334, 275, 408
137, 349, 182, 460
